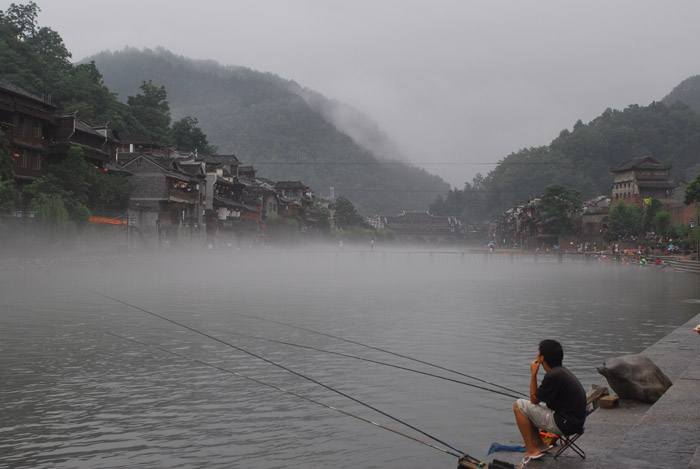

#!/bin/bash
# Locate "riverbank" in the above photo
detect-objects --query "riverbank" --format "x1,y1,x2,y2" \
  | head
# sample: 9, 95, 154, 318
486, 309, 700, 469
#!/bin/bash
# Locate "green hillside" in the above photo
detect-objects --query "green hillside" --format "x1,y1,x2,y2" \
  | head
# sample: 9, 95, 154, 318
431, 100, 700, 221
663, 75, 700, 113
88, 48, 449, 215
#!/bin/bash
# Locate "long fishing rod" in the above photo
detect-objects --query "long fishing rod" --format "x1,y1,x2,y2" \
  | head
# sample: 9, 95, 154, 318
222, 310, 526, 398
101, 330, 475, 462
82, 289, 473, 460
224, 328, 522, 400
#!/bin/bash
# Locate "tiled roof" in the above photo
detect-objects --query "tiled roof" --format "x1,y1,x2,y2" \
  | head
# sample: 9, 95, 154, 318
637, 180, 677, 189
0, 78, 55, 107
275, 180, 308, 189
205, 154, 241, 165
610, 156, 671, 172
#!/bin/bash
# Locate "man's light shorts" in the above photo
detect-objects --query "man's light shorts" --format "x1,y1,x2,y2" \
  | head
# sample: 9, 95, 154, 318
516, 399, 563, 436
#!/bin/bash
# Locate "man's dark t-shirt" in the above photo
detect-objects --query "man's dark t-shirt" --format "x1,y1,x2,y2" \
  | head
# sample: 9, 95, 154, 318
534, 366, 586, 435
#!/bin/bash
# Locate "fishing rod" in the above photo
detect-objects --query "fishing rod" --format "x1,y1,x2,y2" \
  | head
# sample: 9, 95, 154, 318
221, 310, 527, 398
101, 330, 479, 462
82, 288, 476, 461
223, 328, 522, 400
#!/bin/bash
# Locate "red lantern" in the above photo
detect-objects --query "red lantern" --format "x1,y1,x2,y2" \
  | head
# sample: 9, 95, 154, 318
13, 153, 20, 158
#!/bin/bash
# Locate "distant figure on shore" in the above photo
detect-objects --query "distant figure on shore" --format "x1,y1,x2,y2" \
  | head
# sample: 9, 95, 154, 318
370, 239, 375, 251
514, 339, 586, 461
339, 240, 343, 251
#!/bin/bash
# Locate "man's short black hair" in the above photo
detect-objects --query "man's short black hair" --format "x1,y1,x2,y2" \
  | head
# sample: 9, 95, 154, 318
539, 339, 563, 367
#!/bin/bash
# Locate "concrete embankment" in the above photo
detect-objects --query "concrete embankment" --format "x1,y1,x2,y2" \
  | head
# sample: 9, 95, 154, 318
488, 309, 700, 469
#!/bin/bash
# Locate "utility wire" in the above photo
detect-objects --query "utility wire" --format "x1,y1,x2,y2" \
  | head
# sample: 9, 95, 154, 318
249, 162, 576, 166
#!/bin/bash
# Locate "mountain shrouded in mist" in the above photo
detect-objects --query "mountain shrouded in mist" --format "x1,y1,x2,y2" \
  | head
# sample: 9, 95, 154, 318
88, 47, 449, 215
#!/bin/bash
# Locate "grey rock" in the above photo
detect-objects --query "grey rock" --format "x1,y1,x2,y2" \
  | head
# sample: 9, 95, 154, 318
597, 354, 672, 403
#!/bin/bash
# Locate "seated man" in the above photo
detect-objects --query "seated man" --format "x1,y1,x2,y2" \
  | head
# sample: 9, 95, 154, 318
514, 339, 586, 459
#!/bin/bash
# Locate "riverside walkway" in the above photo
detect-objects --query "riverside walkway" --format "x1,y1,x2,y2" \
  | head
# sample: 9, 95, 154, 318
485, 310, 700, 469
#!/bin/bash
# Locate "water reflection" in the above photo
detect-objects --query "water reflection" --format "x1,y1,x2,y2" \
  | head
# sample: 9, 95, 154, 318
0, 254, 698, 468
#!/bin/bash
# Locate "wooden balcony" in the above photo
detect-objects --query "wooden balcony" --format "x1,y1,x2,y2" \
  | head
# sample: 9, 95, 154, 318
168, 188, 199, 203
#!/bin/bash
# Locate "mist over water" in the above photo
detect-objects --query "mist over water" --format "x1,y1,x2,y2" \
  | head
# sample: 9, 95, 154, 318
1, 251, 699, 468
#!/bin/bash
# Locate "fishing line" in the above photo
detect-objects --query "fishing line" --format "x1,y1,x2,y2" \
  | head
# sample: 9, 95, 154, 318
223, 310, 527, 398
224, 328, 522, 400
100, 330, 472, 461
82, 288, 472, 458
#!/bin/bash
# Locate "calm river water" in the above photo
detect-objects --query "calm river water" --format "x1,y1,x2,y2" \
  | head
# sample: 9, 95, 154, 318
1, 251, 699, 469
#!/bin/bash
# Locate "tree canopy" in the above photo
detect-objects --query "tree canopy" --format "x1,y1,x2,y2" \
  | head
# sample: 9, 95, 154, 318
331, 196, 365, 229
685, 173, 700, 205
170, 116, 217, 154
535, 185, 583, 235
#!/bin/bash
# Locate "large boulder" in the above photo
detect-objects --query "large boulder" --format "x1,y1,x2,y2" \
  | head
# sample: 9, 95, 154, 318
597, 354, 672, 403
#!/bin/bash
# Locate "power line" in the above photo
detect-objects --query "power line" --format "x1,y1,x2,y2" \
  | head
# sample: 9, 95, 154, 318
249, 161, 576, 166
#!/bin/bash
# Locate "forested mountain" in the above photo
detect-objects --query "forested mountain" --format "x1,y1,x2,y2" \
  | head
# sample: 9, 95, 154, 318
662, 75, 700, 113
431, 100, 700, 222
88, 48, 449, 214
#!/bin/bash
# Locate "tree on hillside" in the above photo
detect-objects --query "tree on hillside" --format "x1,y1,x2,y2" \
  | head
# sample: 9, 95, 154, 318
170, 116, 217, 154
2, 2, 40, 40
331, 196, 365, 229
535, 185, 583, 235
430, 173, 489, 222
642, 197, 662, 231
606, 201, 644, 241
685, 173, 700, 205
127, 80, 171, 142
0, 130, 18, 213
653, 211, 672, 239
0, 129, 13, 181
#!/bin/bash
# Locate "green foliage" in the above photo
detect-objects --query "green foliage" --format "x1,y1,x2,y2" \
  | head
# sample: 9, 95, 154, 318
312, 200, 331, 232
0, 129, 13, 182
535, 184, 583, 235
23, 146, 132, 228
642, 197, 662, 231
430, 173, 489, 221
330, 225, 374, 242
3, 2, 40, 40
31, 191, 69, 229
685, 173, 700, 205
263, 214, 299, 244
0, 180, 18, 213
170, 116, 217, 153
432, 100, 700, 221
652, 211, 672, 238
127, 80, 171, 141
374, 227, 395, 242
606, 201, 644, 241
331, 196, 364, 229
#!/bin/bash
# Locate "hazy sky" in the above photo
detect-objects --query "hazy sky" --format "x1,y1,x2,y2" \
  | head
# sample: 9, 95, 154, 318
38, 0, 700, 188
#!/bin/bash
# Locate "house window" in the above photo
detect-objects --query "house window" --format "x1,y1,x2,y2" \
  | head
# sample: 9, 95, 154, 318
32, 153, 41, 170
19, 151, 27, 168
32, 121, 41, 138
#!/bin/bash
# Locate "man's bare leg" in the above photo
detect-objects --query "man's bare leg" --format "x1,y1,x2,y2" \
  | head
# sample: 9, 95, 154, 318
514, 402, 550, 456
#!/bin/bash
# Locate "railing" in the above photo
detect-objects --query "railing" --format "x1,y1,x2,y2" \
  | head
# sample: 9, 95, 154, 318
168, 188, 198, 202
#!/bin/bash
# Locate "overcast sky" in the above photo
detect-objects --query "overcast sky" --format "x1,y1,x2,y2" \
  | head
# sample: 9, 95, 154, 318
39, 0, 700, 188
